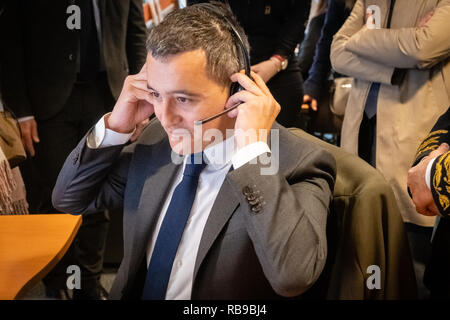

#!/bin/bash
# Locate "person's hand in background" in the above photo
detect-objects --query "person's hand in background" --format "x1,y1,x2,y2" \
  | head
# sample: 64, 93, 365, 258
302, 94, 318, 112
418, 10, 434, 28
19, 118, 39, 157
251, 59, 280, 83
408, 143, 449, 216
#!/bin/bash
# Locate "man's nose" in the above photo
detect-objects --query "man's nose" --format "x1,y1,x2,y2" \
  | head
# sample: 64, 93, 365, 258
157, 99, 182, 128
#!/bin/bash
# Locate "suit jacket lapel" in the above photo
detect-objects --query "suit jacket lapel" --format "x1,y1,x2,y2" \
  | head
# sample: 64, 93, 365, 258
193, 177, 240, 280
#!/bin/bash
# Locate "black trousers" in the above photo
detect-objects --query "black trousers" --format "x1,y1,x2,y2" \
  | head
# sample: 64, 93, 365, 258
424, 218, 450, 299
20, 72, 115, 291
358, 113, 377, 167
267, 61, 304, 129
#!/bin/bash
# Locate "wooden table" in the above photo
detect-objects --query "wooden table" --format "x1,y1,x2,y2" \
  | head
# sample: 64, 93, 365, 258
0, 214, 82, 300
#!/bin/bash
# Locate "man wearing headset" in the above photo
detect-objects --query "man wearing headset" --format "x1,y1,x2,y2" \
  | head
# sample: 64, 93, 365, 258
52, 3, 335, 299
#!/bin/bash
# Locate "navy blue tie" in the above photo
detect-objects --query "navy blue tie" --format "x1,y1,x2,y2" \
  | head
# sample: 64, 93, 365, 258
142, 152, 207, 300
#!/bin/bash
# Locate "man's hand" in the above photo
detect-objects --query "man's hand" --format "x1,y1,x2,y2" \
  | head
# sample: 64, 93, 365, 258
418, 10, 434, 28
226, 71, 280, 149
407, 143, 449, 216
302, 94, 318, 112
19, 118, 39, 157
107, 63, 154, 134
251, 59, 280, 83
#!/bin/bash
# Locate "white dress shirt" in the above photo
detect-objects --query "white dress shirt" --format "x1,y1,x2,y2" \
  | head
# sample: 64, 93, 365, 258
425, 157, 437, 190
88, 115, 270, 299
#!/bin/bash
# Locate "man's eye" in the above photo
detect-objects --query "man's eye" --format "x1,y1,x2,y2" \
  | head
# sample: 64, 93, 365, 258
150, 91, 160, 98
177, 97, 190, 103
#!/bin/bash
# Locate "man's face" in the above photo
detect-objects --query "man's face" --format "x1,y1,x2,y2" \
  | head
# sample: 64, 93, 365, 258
146, 49, 234, 155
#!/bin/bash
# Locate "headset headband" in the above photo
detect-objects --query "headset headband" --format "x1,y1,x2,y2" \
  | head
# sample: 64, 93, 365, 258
194, 3, 251, 77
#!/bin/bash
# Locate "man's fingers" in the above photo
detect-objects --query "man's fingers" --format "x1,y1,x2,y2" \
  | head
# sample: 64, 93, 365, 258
230, 72, 262, 96
19, 121, 37, 156
31, 122, 40, 143
311, 99, 318, 111
427, 202, 440, 216
225, 90, 254, 110
23, 132, 35, 157
133, 87, 154, 105
139, 62, 147, 74
130, 118, 150, 142
429, 143, 450, 158
131, 79, 151, 92
133, 63, 148, 80
438, 142, 449, 151
250, 71, 272, 97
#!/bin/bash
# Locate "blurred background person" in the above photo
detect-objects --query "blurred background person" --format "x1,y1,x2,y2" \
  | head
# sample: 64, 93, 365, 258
1, 0, 147, 299
297, 0, 329, 82
302, 0, 356, 115
408, 106, 450, 299
187, 0, 311, 129
0, 0, 28, 216
330, 0, 450, 298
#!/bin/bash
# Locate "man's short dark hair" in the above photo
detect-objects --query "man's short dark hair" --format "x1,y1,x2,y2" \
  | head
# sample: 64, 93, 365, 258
146, 2, 250, 88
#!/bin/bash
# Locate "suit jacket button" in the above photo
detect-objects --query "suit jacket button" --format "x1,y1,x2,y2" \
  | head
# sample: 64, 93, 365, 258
246, 193, 257, 201
251, 204, 262, 213
242, 186, 253, 196
72, 153, 79, 164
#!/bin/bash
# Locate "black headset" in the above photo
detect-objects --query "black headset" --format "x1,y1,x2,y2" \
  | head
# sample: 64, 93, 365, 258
194, 3, 252, 96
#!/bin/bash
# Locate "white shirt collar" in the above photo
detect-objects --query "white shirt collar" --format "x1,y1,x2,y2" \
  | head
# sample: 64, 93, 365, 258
202, 135, 236, 171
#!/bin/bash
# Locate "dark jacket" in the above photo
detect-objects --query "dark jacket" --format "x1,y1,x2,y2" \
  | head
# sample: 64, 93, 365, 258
413, 107, 450, 298
1, 0, 147, 121
187, 0, 310, 66
297, 13, 326, 80
413, 107, 450, 218
303, 0, 353, 99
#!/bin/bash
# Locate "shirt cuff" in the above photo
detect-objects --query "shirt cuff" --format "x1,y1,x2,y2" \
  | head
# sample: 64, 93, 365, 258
425, 157, 437, 190
87, 113, 135, 149
17, 116, 35, 123
232, 141, 271, 169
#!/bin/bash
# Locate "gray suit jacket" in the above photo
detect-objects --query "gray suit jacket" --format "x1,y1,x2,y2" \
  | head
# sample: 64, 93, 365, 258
52, 119, 336, 299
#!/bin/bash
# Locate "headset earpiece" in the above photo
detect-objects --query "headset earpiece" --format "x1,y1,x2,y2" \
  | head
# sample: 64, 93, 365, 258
229, 81, 242, 96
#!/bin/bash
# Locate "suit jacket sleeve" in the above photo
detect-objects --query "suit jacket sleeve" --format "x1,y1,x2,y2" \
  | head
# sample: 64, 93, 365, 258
345, 0, 450, 70
413, 107, 450, 166
330, 0, 395, 85
430, 150, 450, 218
52, 129, 133, 215
226, 145, 336, 297
126, 0, 147, 74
